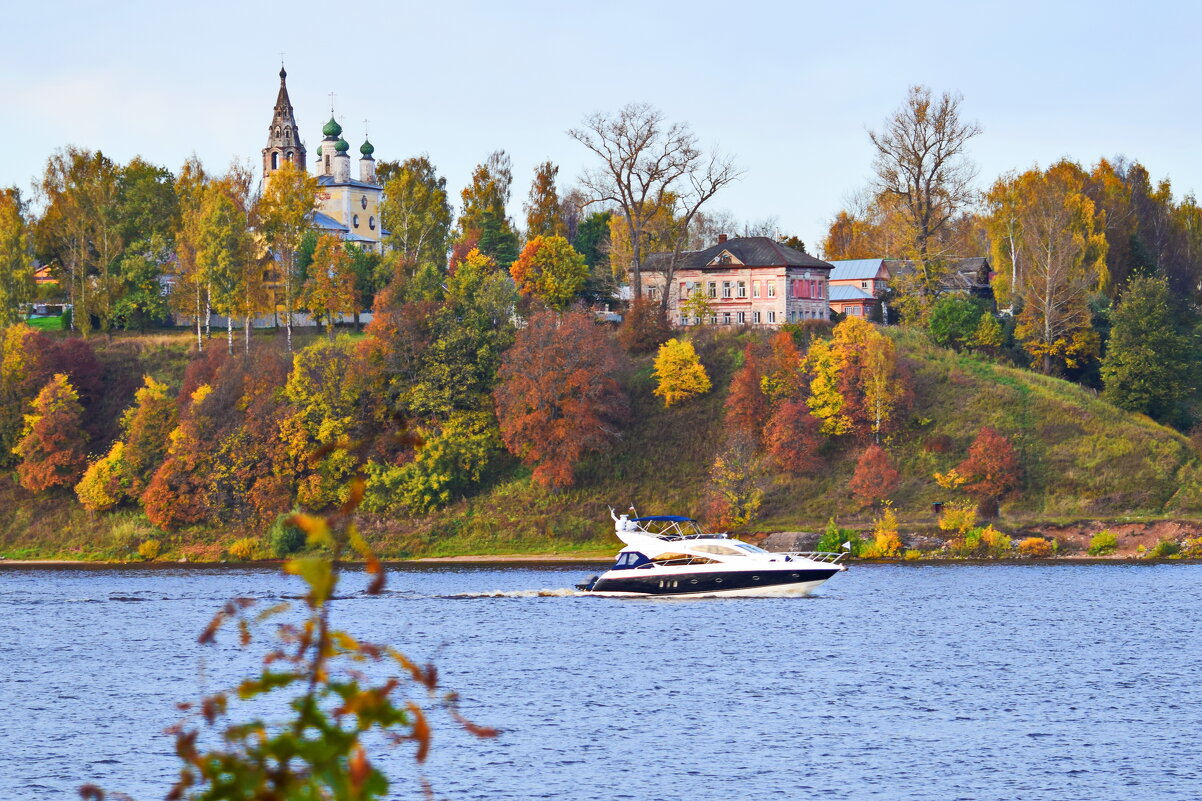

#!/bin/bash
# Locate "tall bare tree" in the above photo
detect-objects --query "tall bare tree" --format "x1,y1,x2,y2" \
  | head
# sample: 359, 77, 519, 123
869, 85, 981, 318
570, 104, 740, 307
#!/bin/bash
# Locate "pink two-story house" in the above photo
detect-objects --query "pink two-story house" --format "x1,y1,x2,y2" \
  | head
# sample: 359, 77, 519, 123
663, 235, 834, 327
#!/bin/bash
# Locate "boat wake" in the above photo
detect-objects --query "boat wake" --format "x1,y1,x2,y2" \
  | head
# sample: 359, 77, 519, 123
442, 588, 583, 599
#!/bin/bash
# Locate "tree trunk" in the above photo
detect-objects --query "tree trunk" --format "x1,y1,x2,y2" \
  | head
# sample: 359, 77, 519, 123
243, 315, 251, 354
227, 316, 233, 355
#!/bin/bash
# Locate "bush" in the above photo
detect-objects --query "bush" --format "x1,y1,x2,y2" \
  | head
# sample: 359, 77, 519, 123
938, 502, 976, 535
268, 513, 307, 557
1147, 538, 1180, 558
861, 505, 902, 559
816, 518, 862, 557
1017, 537, 1054, 558
1088, 530, 1118, 556
903, 549, 923, 561
981, 525, 1012, 557
138, 539, 161, 561
227, 538, 263, 561
1181, 537, 1202, 558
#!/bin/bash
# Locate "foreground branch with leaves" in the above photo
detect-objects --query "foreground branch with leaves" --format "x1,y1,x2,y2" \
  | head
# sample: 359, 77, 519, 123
81, 476, 497, 801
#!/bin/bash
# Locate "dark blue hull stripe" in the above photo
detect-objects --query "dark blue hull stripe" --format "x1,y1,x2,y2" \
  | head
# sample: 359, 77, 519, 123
587, 568, 838, 595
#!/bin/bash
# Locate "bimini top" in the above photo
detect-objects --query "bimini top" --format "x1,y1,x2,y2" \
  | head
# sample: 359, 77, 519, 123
632, 515, 696, 523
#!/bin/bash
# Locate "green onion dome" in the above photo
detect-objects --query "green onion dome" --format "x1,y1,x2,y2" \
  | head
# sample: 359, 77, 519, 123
316, 143, 322, 156
334, 137, 350, 153
322, 116, 342, 138
360, 138, 375, 157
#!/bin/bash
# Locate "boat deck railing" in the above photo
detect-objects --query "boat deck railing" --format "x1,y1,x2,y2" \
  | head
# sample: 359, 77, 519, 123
781, 551, 848, 564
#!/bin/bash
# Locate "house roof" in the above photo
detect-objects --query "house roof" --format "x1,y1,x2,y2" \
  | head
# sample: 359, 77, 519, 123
309, 210, 349, 232
678, 236, 834, 271
317, 175, 382, 190
888, 257, 992, 290
828, 285, 876, 302
828, 258, 888, 281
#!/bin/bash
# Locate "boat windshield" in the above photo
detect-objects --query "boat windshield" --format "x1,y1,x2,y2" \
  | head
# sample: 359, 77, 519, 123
690, 543, 749, 557
732, 541, 769, 554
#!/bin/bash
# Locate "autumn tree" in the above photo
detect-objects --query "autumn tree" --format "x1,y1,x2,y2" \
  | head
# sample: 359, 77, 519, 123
494, 310, 629, 488
111, 157, 180, 330
868, 86, 982, 320
760, 330, 805, 403
807, 318, 907, 439
34, 147, 123, 336
524, 161, 564, 238
173, 157, 210, 350
989, 162, 1108, 373
301, 234, 357, 338
1101, 275, 1198, 425
456, 151, 519, 268
257, 160, 318, 351
13, 374, 89, 492
763, 399, 823, 475
571, 103, 740, 308
955, 426, 1021, 517
509, 235, 587, 309
198, 177, 255, 353
142, 385, 217, 529
120, 375, 178, 496
724, 343, 770, 438
849, 444, 900, 507
380, 155, 452, 269
0, 188, 34, 327
617, 297, 672, 355
702, 437, 764, 530
652, 338, 711, 407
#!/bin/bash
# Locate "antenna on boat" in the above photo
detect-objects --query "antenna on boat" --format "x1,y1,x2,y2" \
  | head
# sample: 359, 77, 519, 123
629, 504, 638, 519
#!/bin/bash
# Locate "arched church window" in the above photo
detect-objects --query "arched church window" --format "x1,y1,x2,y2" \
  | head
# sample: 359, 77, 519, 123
361, 196, 367, 209
369, 216, 375, 230
271, 152, 279, 170
325, 155, 330, 172
286, 152, 293, 162
353, 214, 360, 228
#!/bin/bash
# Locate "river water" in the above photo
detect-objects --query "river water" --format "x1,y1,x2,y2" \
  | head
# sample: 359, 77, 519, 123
1, 562, 1200, 800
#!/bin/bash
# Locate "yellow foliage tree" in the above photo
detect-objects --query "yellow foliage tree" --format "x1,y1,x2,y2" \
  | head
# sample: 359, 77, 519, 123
301, 234, 356, 339
652, 338, 711, 407
509, 235, 587, 309
805, 338, 849, 435
75, 441, 128, 512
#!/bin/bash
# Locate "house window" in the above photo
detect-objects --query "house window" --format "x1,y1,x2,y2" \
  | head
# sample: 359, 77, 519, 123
815, 281, 824, 299
736, 311, 745, 324
722, 281, 732, 299
680, 314, 689, 326
648, 286, 659, 300
737, 281, 747, 298
752, 281, 760, 298
752, 311, 761, 324
767, 281, 776, 298
767, 311, 776, 324
708, 314, 718, 325
861, 280, 869, 288
722, 312, 731, 325
707, 281, 717, 298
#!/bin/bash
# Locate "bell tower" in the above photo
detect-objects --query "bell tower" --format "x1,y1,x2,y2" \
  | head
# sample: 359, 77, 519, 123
262, 65, 307, 180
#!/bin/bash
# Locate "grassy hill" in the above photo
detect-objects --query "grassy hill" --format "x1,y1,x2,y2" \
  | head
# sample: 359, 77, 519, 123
4, 326, 1202, 561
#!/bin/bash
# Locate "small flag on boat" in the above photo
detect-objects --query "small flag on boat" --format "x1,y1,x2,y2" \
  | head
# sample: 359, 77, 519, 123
841, 541, 852, 550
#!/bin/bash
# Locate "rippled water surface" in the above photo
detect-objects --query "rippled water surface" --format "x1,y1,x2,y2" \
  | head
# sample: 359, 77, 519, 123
2, 562, 1200, 800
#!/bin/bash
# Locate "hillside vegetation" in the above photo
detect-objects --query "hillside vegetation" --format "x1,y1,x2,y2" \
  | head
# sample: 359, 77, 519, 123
3, 325, 1201, 561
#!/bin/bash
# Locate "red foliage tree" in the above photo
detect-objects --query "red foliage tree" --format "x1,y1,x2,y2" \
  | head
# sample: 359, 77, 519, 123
13, 374, 89, 492
617, 298, 672, 355
955, 426, 1021, 516
494, 310, 630, 488
725, 343, 770, 438
849, 444, 900, 507
763, 399, 824, 475
178, 347, 230, 414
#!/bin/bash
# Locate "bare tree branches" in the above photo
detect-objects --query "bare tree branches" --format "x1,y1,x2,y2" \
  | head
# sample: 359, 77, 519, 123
569, 103, 741, 303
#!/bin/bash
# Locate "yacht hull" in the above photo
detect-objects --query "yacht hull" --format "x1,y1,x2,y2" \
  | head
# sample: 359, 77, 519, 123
584, 567, 840, 598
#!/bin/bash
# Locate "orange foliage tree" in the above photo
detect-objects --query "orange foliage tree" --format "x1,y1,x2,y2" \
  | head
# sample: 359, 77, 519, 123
724, 343, 770, 438
763, 399, 824, 475
955, 426, 1021, 517
494, 310, 629, 488
849, 444, 900, 507
617, 297, 672, 355
301, 234, 357, 339
141, 385, 217, 530
13, 373, 89, 492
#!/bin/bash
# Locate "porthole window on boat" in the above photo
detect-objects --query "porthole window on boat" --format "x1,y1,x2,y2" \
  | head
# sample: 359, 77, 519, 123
715, 578, 723, 584
792, 574, 799, 579
690, 579, 698, 584
752, 576, 760, 581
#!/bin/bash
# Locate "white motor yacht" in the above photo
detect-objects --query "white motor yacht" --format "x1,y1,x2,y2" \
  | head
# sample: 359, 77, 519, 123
577, 511, 847, 598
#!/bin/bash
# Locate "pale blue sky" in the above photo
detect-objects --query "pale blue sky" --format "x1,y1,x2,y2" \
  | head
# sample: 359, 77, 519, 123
6, 0, 1200, 252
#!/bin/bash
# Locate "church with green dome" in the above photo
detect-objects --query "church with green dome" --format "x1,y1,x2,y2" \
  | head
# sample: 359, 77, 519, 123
263, 67, 386, 254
